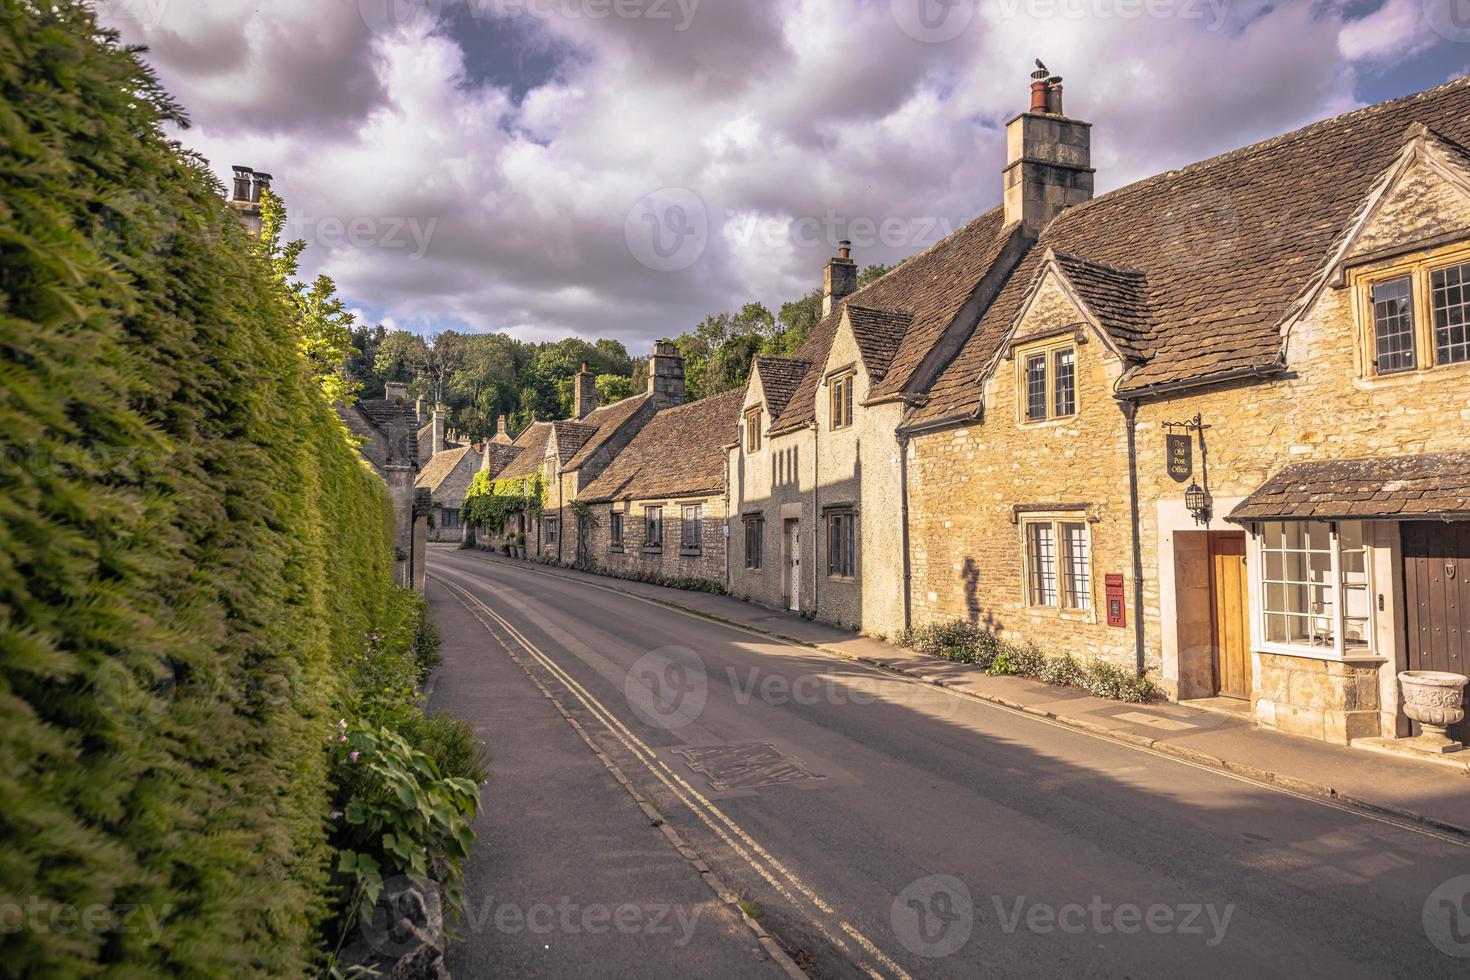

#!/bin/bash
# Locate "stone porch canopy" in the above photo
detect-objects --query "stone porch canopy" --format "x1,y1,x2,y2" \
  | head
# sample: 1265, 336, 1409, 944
1228, 452, 1470, 523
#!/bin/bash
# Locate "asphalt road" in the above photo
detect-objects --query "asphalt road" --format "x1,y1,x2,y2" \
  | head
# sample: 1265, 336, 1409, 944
426, 547, 1470, 979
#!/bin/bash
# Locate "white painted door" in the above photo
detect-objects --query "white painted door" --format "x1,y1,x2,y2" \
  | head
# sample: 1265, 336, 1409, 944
786, 520, 801, 611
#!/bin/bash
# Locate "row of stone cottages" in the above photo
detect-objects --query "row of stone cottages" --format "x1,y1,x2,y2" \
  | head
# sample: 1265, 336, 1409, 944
416, 72, 1470, 751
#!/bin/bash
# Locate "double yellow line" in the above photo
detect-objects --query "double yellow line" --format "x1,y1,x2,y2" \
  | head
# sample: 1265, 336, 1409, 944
430, 570, 914, 980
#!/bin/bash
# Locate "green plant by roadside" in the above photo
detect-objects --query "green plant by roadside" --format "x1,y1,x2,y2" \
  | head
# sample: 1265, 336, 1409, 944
327, 726, 480, 935
898, 620, 1161, 703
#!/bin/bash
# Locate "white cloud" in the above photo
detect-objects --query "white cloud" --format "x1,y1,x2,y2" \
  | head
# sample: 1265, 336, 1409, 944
101, 0, 1434, 351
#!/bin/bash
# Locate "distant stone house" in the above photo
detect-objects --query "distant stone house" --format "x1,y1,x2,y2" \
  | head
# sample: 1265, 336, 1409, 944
726, 208, 1028, 637
533, 345, 687, 563
579, 389, 745, 586
416, 440, 521, 542
337, 381, 429, 591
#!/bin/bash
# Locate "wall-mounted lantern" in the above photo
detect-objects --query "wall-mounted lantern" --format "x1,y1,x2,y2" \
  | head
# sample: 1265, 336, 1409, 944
1184, 480, 1212, 525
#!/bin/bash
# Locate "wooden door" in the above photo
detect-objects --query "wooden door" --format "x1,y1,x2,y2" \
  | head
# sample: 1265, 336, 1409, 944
1209, 532, 1252, 699
785, 520, 801, 611
1402, 521, 1469, 675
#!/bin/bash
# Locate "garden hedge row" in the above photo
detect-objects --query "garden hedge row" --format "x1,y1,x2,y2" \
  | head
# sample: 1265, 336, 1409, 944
1, 5, 400, 975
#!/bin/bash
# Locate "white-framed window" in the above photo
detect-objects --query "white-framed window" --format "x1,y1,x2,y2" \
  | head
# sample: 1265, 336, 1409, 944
681, 504, 703, 551
1017, 341, 1078, 423
1023, 517, 1091, 611
544, 515, 559, 545
644, 506, 662, 549
1254, 520, 1374, 657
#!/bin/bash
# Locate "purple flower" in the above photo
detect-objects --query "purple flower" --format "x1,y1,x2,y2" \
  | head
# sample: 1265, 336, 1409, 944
349, 751, 360, 762
329, 811, 343, 820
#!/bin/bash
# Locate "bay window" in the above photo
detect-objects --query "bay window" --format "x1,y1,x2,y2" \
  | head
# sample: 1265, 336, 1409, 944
1256, 520, 1374, 656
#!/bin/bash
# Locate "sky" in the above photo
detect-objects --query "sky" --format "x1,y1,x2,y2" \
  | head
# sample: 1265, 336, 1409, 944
100, 0, 1470, 352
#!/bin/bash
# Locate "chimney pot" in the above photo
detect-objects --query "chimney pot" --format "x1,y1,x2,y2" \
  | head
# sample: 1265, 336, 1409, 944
1045, 76, 1064, 115
1029, 80, 1049, 114
251, 172, 273, 203
231, 166, 253, 203
838, 239, 852, 260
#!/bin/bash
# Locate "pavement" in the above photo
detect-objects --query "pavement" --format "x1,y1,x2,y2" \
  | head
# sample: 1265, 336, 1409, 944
426, 545, 1470, 979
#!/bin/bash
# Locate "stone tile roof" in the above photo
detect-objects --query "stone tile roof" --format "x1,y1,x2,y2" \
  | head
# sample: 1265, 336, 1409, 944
752, 356, 809, 420
846, 306, 914, 382
915, 75, 1470, 424
481, 443, 523, 477
1229, 452, 1470, 522
564, 393, 652, 470
581, 390, 746, 502
551, 420, 598, 465
1050, 251, 1155, 360
415, 446, 472, 492
771, 207, 1020, 434
352, 397, 419, 467
495, 421, 552, 481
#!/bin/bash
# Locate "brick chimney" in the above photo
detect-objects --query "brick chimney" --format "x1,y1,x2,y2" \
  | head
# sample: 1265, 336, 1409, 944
491, 417, 512, 444
574, 362, 598, 419
251, 172, 273, 202
431, 407, 446, 457
647, 341, 686, 409
823, 240, 857, 316
1004, 64, 1093, 234
385, 381, 408, 402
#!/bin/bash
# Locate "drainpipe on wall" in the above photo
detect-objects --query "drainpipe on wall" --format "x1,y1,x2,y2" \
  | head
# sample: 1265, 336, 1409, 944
897, 430, 913, 635
810, 420, 820, 617
1122, 398, 1147, 677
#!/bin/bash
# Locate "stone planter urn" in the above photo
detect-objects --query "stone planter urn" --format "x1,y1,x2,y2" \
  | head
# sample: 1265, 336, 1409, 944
1398, 671, 1468, 754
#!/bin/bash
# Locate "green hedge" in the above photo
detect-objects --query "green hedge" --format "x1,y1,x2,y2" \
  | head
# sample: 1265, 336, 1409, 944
0, 5, 400, 975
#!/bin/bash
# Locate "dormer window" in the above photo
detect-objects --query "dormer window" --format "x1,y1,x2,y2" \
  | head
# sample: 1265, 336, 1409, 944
830, 372, 854, 430
1018, 341, 1077, 424
1358, 250, 1470, 378
744, 407, 762, 452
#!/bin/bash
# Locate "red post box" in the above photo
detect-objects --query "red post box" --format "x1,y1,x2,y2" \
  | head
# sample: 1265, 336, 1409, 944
1105, 574, 1126, 628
